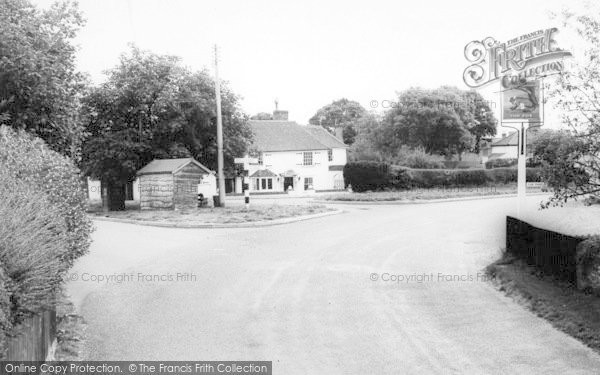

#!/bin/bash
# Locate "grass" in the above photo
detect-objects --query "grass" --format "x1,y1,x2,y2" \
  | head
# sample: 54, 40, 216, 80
322, 184, 544, 202
486, 254, 600, 354
89, 202, 333, 224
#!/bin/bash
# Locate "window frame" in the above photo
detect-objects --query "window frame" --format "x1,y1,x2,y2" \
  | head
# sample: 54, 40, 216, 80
303, 151, 313, 166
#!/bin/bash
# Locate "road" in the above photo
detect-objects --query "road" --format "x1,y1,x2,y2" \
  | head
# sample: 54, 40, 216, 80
67, 196, 600, 374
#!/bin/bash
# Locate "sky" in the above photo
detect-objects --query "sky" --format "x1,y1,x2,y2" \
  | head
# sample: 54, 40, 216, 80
32, 0, 589, 125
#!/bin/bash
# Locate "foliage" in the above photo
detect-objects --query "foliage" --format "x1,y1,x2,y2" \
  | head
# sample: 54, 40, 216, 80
309, 98, 365, 145
405, 168, 488, 188
485, 158, 518, 169
529, 129, 590, 207
80, 46, 252, 210
309, 98, 366, 128
378, 87, 496, 158
393, 146, 445, 169
0, 0, 87, 157
0, 173, 68, 329
0, 126, 92, 268
348, 113, 386, 161
344, 161, 409, 192
342, 124, 357, 145
542, 8, 600, 206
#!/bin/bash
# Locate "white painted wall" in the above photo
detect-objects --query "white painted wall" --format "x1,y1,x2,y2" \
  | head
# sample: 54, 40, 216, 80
245, 147, 347, 192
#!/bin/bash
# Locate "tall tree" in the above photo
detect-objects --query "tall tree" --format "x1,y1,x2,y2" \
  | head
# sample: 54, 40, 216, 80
379, 88, 477, 158
309, 98, 366, 145
80, 46, 251, 210
0, 0, 86, 157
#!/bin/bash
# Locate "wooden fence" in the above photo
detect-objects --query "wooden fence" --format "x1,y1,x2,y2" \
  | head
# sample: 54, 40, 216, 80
6, 309, 56, 360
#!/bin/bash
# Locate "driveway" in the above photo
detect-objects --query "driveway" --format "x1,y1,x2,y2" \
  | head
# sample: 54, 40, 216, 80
68, 196, 600, 374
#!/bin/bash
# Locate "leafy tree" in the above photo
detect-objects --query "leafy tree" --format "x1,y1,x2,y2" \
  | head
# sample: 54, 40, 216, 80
80, 46, 251, 210
0, 0, 87, 157
380, 88, 476, 158
309, 98, 366, 144
348, 113, 386, 161
539, 8, 600, 206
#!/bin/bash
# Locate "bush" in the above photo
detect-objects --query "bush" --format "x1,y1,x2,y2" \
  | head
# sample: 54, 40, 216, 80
0, 172, 68, 331
0, 126, 92, 269
344, 161, 392, 192
405, 168, 488, 188
485, 158, 517, 169
484, 167, 542, 184
393, 147, 444, 169
575, 236, 600, 294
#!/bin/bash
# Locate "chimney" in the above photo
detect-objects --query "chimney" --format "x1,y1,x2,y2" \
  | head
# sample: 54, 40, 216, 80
272, 98, 288, 121
334, 127, 344, 141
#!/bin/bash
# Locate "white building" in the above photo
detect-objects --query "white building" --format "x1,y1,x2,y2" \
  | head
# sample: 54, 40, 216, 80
234, 112, 348, 193
480, 132, 519, 165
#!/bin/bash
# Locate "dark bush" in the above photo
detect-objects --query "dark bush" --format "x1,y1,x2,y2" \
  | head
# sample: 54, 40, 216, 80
0, 126, 92, 269
405, 168, 488, 188
485, 158, 517, 169
484, 167, 542, 184
344, 161, 391, 192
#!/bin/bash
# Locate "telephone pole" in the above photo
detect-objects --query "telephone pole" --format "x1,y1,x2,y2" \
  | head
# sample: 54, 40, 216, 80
214, 45, 226, 207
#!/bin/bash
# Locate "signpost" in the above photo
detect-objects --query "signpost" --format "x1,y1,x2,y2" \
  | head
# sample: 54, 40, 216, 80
234, 156, 258, 209
463, 28, 571, 215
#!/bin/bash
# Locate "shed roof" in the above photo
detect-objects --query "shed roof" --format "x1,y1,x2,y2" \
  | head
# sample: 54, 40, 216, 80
248, 120, 347, 152
137, 158, 213, 176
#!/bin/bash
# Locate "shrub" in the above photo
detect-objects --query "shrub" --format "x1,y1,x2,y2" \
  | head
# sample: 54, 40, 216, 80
0, 126, 92, 269
485, 158, 517, 169
344, 161, 392, 192
405, 168, 488, 188
393, 146, 444, 169
575, 236, 600, 294
0, 172, 68, 331
484, 167, 542, 184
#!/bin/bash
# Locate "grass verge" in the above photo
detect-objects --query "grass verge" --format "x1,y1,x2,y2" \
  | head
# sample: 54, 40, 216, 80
89, 204, 334, 224
486, 253, 600, 353
322, 184, 543, 202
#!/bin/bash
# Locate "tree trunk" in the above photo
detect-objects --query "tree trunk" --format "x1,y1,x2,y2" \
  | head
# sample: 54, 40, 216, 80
101, 179, 126, 211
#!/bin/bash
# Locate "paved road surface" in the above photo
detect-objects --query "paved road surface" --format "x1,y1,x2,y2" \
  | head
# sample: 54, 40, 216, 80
68, 196, 600, 374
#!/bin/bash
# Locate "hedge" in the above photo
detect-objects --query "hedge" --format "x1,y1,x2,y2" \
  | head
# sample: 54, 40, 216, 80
485, 158, 518, 169
345, 161, 542, 191
344, 161, 410, 192
0, 127, 92, 356
0, 126, 92, 269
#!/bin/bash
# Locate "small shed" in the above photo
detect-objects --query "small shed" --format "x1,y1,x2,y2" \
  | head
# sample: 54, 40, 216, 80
137, 158, 216, 210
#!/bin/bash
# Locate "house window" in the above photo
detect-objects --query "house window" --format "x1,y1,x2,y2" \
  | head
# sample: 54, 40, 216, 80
304, 177, 313, 190
267, 179, 273, 189
258, 153, 263, 165
303, 152, 313, 166
261, 178, 267, 189
328, 149, 333, 162
253, 178, 260, 190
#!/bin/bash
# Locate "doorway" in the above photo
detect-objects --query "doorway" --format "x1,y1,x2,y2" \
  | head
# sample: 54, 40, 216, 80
284, 177, 294, 191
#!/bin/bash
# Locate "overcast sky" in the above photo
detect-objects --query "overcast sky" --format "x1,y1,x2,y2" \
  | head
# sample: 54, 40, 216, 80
32, 0, 587, 125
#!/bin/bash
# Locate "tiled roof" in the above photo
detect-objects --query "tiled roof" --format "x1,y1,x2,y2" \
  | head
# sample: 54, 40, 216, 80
248, 120, 347, 152
304, 125, 347, 149
492, 132, 518, 146
250, 169, 278, 178
137, 158, 212, 176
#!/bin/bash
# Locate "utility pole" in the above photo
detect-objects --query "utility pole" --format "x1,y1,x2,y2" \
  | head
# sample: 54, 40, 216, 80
214, 44, 226, 207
